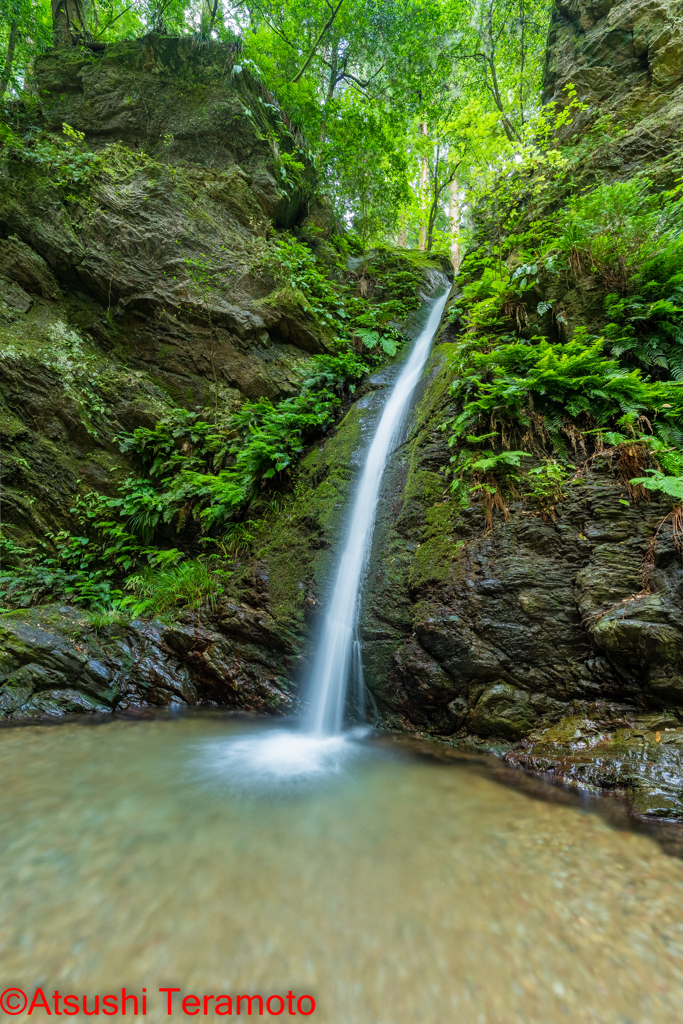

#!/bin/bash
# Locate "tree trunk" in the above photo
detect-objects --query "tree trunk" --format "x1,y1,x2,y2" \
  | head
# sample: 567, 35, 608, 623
518, 0, 526, 123
448, 178, 460, 273
320, 40, 338, 143
418, 122, 428, 250
208, 0, 221, 34
397, 209, 406, 247
290, 0, 344, 84
52, 0, 91, 47
0, 11, 19, 97
425, 143, 443, 252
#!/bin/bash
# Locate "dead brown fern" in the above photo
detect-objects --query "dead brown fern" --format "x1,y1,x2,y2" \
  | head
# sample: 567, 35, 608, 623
614, 443, 649, 500
562, 422, 587, 456
641, 503, 683, 594
570, 440, 652, 501
503, 299, 528, 333
519, 408, 551, 451
469, 475, 509, 533
481, 481, 509, 533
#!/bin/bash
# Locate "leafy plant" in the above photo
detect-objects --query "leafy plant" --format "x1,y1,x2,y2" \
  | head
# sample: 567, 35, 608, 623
446, 333, 683, 455
629, 470, 683, 501
526, 460, 568, 507
122, 559, 229, 619
117, 351, 368, 534
557, 178, 683, 294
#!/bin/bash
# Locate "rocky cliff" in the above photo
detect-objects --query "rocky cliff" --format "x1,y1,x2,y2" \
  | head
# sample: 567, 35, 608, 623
0, 36, 449, 718
0, 35, 329, 550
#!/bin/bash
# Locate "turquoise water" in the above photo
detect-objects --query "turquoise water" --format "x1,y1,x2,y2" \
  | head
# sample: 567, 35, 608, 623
1, 714, 683, 1023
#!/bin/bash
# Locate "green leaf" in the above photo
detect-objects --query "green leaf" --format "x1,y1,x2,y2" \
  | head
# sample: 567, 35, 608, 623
629, 471, 683, 499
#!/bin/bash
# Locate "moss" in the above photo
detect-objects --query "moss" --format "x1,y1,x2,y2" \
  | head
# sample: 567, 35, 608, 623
254, 401, 367, 632
468, 682, 540, 740
414, 545, 464, 589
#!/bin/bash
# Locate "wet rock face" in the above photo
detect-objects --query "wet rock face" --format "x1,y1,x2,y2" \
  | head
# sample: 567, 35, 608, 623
544, 0, 683, 183
506, 711, 683, 822
359, 345, 683, 743
0, 603, 299, 718
545, 0, 683, 106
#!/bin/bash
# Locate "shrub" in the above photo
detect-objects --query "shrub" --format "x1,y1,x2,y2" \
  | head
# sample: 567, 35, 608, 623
448, 333, 683, 453
557, 178, 683, 293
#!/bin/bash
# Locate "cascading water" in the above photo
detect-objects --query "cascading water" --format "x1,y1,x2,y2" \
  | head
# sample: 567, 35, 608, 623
307, 286, 450, 735
208, 284, 450, 787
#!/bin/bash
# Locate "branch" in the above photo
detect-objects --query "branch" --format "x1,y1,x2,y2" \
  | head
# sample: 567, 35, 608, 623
290, 0, 344, 84
93, 4, 133, 38
249, 1, 299, 50
342, 62, 385, 89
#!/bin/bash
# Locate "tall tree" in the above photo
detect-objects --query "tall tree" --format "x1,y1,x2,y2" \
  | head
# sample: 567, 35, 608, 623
52, 0, 92, 44
0, 1, 19, 96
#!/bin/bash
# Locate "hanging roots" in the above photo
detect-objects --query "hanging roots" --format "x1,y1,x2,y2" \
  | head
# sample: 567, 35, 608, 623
503, 299, 528, 333
570, 440, 651, 500
562, 422, 587, 456
474, 476, 509, 533
519, 409, 550, 452
354, 270, 375, 298
641, 503, 683, 593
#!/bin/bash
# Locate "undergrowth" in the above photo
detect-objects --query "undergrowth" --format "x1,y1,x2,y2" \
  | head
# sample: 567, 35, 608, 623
445, 171, 683, 529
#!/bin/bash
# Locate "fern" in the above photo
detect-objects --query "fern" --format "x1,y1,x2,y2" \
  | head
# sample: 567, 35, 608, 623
629, 471, 683, 500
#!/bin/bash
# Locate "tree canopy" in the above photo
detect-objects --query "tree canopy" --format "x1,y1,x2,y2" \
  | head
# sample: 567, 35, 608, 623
0, 0, 554, 250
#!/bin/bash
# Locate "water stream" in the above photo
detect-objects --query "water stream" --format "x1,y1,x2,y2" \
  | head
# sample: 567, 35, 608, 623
216, 287, 450, 785
307, 287, 450, 735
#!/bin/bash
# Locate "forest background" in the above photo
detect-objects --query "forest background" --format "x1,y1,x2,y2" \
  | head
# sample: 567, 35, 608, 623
0, 0, 554, 256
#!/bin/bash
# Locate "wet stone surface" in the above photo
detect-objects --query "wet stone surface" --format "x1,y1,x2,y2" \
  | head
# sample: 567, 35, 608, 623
506, 710, 683, 823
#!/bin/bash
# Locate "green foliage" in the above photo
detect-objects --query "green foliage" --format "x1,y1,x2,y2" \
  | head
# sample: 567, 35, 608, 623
629, 471, 683, 501
557, 178, 683, 294
454, 447, 530, 479
448, 333, 683, 449
266, 233, 348, 330
603, 291, 683, 381
526, 460, 569, 507
449, 446, 531, 498
0, 0, 51, 97
121, 559, 230, 618
321, 97, 412, 248
99, 351, 369, 550
1, 122, 99, 184
1, 121, 159, 193
159, 352, 368, 529
0, 565, 76, 608
443, 168, 683, 529
69, 494, 183, 572
351, 298, 411, 356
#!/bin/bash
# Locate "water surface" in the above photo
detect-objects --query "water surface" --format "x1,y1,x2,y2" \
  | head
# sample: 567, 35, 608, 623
1, 715, 683, 1023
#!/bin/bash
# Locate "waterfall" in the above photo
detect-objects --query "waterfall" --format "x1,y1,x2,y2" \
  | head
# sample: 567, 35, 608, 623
210, 285, 450, 789
307, 286, 450, 736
